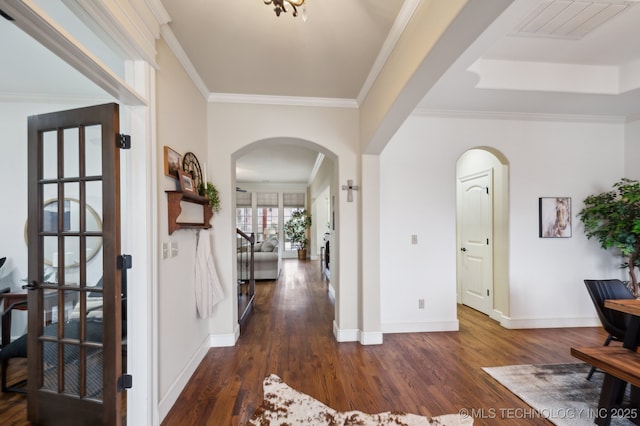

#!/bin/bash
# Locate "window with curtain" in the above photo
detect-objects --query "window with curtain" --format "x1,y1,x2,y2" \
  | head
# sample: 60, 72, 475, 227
283, 192, 305, 251
257, 192, 278, 242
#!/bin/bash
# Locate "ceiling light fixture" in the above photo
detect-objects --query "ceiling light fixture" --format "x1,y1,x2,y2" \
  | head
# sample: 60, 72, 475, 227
264, 0, 306, 17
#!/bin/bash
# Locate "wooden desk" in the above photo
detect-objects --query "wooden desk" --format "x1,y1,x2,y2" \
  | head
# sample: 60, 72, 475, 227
605, 299, 640, 316
605, 299, 640, 350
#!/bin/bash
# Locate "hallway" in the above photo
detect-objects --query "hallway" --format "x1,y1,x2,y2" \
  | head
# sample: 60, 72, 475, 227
162, 259, 607, 425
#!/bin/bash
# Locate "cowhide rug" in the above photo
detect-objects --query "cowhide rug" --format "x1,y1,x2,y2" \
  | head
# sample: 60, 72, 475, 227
248, 374, 472, 425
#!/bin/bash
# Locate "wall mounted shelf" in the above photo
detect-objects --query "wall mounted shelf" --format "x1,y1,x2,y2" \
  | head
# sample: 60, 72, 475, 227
166, 191, 213, 235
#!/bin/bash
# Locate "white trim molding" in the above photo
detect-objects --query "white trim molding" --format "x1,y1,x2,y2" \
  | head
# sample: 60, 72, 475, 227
360, 331, 383, 345
499, 315, 601, 329
209, 328, 240, 348
381, 320, 459, 334
208, 92, 358, 109
333, 321, 359, 342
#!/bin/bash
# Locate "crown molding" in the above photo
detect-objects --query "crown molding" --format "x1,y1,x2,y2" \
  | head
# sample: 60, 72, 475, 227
412, 108, 628, 124
356, 0, 420, 105
208, 93, 358, 108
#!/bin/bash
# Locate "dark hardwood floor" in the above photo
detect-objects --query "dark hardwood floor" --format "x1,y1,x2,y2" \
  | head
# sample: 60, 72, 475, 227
1, 259, 607, 425
162, 259, 607, 425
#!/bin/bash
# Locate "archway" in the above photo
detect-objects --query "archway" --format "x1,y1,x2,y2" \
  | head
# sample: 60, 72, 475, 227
456, 147, 509, 321
231, 137, 339, 331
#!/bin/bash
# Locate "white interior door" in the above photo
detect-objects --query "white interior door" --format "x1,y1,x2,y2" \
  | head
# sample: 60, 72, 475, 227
458, 170, 493, 315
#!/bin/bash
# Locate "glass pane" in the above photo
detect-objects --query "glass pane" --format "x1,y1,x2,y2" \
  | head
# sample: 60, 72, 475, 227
86, 236, 103, 267
43, 236, 59, 273
41, 341, 58, 392
42, 198, 59, 233
64, 182, 80, 229
63, 344, 80, 396
64, 236, 80, 269
62, 290, 80, 326
86, 181, 103, 225
42, 183, 57, 205
43, 289, 60, 325
42, 130, 57, 180
63, 127, 79, 178
86, 292, 104, 342
85, 125, 102, 177
86, 349, 104, 401
257, 207, 278, 242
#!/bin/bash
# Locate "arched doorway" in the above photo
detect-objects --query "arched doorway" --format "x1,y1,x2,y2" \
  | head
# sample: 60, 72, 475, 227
232, 137, 338, 331
456, 147, 509, 321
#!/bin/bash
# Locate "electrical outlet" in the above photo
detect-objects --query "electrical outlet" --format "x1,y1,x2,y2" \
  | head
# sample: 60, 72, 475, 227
411, 234, 418, 245
418, 299, 425, 309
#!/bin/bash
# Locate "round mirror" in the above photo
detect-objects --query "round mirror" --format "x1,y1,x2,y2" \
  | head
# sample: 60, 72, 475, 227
24, 198, 103, 267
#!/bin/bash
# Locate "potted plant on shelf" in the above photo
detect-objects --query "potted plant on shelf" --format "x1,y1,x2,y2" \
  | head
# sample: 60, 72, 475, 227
202, 181, 221, 213
578, 178, 640, 296
284, 209, 312, 260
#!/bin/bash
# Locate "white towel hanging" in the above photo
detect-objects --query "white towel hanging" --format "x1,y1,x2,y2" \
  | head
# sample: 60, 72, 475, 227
194, 230, 225, 318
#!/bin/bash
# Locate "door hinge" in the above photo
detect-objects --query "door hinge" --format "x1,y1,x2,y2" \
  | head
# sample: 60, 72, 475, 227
117, 254, 132, 270
118, 374, 133, 391
486, 187, 489, 194
486, 238, 489, 245
487, 289, 490, 296
118, 134, 131, 149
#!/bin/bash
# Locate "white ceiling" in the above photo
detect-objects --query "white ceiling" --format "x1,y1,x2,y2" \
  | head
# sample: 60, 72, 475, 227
159, 0, 405, 100
3, 0, 640, 183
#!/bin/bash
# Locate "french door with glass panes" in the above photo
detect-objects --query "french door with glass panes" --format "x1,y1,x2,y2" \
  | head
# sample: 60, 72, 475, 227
26, 103, 125, 425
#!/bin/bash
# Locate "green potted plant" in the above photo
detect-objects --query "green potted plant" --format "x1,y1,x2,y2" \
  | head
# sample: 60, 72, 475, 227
284, 209, 312, 260
578, 178, 640, 296
202, 181, 221, 213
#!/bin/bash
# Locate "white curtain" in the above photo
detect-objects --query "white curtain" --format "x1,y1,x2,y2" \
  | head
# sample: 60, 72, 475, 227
194, 230, 225, 318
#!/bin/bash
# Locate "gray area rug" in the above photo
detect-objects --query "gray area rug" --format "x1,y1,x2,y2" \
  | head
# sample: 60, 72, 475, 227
483, 363, 635, 426
248, 374, 473, 425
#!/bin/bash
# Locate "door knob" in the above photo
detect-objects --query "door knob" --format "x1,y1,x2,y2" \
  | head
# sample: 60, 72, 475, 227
23, 280, 39, 290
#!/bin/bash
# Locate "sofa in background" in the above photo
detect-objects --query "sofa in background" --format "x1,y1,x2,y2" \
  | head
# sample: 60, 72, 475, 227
238, 237, 280, 280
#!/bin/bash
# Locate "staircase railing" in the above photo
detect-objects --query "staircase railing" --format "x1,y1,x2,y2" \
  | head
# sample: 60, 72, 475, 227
236, 229, 255, 326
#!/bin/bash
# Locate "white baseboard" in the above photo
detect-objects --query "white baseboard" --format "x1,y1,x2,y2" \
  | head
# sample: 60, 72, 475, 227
500, 315, 600, 329
360, 331, 383, 345
333, 320, 359, 342
158, 336, 210, 422
209, 327, 240, 347
381, 320, 459, 333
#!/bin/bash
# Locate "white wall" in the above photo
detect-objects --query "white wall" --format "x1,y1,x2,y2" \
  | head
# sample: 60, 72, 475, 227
155, 39, 210, 417
380, 113, 626, 332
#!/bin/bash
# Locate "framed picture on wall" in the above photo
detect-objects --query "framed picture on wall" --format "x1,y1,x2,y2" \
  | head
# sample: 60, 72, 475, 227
539, 197, 571, 238
164, 146, 182, 179
178, 170, 196, 194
